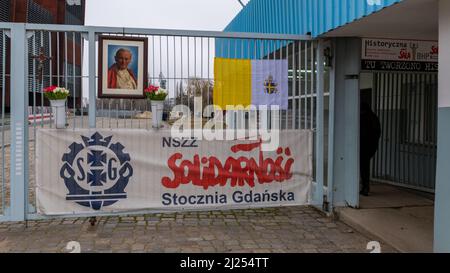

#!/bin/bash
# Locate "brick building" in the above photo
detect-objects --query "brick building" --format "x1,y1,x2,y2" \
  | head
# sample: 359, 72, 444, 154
0, 0, 85, 112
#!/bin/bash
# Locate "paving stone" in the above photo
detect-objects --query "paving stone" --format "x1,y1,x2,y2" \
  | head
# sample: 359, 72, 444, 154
0, 206, 398, 253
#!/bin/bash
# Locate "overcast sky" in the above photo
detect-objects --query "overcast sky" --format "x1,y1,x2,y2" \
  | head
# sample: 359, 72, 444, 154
85, 0, 248, 30
82, 0, 249, 100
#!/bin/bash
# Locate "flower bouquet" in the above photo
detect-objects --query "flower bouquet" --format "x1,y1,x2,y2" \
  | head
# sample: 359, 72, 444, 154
43, 86, 70, 129
144, 85, 168, 129
144, 85, 168, 101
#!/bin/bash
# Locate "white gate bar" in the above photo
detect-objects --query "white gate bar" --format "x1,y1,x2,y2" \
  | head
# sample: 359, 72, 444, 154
88, 30, 96, 128
10, 24, 28, 221
0, 23, 311, 41
314, 40, 325, 208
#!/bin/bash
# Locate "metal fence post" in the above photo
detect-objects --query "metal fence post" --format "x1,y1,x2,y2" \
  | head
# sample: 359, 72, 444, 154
10, 23, 28, 221
314, 40, 324, 208
88, 30, 96, 128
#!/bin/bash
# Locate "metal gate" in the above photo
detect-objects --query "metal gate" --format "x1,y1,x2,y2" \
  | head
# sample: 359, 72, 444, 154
0, 23, 327, 222
371, 72, 438, 193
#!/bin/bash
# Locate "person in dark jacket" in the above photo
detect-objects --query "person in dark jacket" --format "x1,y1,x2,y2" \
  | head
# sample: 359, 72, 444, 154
360, 102, 381, 196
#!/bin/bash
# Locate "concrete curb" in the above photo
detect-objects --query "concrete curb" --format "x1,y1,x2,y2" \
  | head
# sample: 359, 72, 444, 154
335, 208, 402, 253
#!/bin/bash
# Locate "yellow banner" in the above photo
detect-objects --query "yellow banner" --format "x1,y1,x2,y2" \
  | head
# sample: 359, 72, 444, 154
213, 58, 251, 109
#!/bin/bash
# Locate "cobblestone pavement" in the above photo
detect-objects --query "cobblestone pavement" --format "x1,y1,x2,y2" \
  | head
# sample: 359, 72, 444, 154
0, 206, 397, 253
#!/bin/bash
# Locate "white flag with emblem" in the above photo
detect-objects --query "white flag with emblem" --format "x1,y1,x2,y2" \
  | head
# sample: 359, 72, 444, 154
251, 59, 288, 109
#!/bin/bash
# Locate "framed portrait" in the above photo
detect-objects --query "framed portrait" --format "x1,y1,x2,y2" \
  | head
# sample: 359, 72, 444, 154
98, 36, 148, 99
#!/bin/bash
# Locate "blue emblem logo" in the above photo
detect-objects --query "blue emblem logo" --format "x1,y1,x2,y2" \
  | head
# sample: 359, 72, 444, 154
60, 132, 133, 210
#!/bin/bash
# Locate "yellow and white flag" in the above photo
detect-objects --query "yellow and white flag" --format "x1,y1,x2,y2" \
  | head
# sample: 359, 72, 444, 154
214, 58, 288, 109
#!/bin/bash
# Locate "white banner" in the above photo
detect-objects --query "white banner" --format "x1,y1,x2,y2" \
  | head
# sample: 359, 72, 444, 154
362, 38, 438, 62
36, 129, 312, 215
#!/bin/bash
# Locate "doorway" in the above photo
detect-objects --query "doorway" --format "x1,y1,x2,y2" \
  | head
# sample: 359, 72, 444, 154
361, 71, 438, 193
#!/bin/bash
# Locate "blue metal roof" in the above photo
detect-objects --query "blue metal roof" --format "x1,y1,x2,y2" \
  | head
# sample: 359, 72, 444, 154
225, 0, 403, 37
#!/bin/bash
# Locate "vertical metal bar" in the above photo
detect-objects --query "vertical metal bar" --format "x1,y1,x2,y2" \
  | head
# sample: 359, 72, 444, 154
310, 40, 315, 130
195, 37, 197, 78
72, 32, 76, 129
304, 41, 308, 129
418, 74, 425, 187
373, 73, 379, 179
32, 33, 36, 138
101, 100, 104, 128
240, 38, 244, 61
267, 39, 273, 130
88, 31, 96, 128
270, 39, 275, 129
430, 73, 436, 189
108, 99, 111, 129
181, 36, 183, 107
57, 32, 60, 86
417, 73, 424, 187
327, 40, 336, 213
387, 73, 394, 182
284, 40, 288, 130
64, 31, 68, 130
234, 38, 237, 59
406, 72, 413, 186
130, 100, 133, 129
408, 74, 418, 185
227, 37, 230, 59
80, 32, 84, 128
433, 73, 438, 187
159, 36, 162, 80
377, 73, 383, 181
315, 40, 325, 207
394, 73, 401, 183
406, 73, 413, 185
397, 73, 404, 184
387, 73, 393, 182
414, 73, 420, 187
152, 36, 155, 83
239, 38, 245, 131
401, 73, 407, 184
10, 24, 28, 221
259, 39, 264, 130
227, 37, 234, 130
427, 73, 433, 190
1, 31, 6, 213
207, 37, 210, 108
167, 35, 169, 100
292, 41, 296, 130
254, 39, 257, 60
382, 73, 389, 183
145, 99, 149, 130
49, 31, 53, 128
298, 41, 302, 130
379, 73, 384, 180
258, 39, 263, 130
123, 100, 126, 129
174, 36, 176, 102
64, 32, 68, 89
40, 31, 44, 128
427, 73, 432, 186
379, 73, 386, 182
188, 37, 190, 110
247, 37, 250, 60
423, 73, 429, 188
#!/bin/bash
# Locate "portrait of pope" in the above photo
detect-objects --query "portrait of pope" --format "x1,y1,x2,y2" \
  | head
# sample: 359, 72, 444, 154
108, 48, 138, 89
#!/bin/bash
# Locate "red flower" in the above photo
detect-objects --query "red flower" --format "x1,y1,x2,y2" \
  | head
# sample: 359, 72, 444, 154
43, 86, 57, 93
144, 85, 159, 93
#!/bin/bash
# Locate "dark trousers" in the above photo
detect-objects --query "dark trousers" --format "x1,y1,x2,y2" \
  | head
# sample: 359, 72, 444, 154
360, 153, 373, 191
